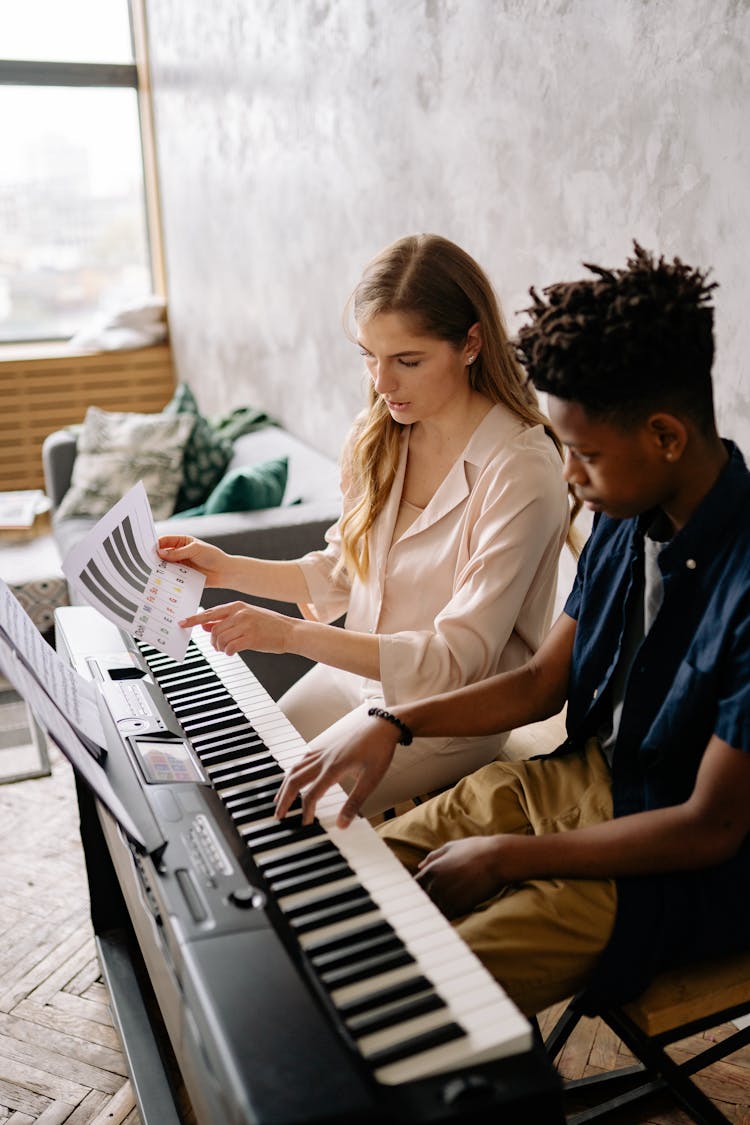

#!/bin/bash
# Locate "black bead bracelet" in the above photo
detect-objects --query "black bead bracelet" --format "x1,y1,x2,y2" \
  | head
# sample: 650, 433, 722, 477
367, 707, 413, 746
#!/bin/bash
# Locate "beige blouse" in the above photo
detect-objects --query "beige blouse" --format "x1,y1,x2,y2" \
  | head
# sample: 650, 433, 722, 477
296, 403, 569, 709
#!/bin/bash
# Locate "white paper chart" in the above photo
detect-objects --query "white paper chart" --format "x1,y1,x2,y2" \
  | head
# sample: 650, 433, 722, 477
62, 482, 205, 661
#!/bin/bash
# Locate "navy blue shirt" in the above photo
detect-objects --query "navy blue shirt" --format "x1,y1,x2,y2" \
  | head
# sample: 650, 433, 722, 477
560, 442, 750, 1004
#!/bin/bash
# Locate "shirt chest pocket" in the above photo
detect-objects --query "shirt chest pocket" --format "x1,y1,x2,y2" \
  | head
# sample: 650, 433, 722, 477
640, 659, 717, 777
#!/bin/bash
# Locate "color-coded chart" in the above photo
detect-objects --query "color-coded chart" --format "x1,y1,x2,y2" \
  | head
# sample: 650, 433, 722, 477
63, 482, 205, 661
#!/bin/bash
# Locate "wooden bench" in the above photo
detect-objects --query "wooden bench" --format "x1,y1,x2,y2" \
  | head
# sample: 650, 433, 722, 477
545, 947, 750, 1124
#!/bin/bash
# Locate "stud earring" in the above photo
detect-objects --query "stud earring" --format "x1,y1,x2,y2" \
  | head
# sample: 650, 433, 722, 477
467, 355, 475, 365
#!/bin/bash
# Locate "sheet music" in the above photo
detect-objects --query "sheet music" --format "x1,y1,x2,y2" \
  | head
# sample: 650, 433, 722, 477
63, 481, 205, 662
0, 630, 146, 848
0, 579, 105, 747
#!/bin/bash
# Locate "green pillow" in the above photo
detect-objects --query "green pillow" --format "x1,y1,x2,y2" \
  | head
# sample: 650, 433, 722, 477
172, 457, 288, 518
163, 383, 233, 512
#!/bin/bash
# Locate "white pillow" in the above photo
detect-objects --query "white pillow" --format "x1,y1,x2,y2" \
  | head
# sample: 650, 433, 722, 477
57, 406, 195, 522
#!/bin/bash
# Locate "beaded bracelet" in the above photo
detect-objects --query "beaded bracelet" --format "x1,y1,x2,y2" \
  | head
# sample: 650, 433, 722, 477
367, 707, 413, 746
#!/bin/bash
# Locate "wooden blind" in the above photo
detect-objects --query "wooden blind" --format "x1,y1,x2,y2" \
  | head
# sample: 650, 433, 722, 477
0, 344, 175, 492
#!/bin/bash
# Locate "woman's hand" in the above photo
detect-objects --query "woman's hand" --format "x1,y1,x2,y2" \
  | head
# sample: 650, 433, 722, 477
178, 601, 295, 656
157, 535, 230, 588
416, 836, 507, 919
275, 710, 401, 829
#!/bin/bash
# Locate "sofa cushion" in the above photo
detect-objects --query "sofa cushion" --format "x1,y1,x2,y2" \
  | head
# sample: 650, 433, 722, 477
55, 406, 194, 522
173, 456, 289, 518
163, 383, 234, 512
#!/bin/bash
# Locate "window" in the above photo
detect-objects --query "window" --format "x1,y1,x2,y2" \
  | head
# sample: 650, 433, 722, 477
0, 1, 155, 344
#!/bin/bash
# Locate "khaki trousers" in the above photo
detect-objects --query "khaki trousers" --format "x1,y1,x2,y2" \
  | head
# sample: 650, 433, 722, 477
377, 739, 617, 1016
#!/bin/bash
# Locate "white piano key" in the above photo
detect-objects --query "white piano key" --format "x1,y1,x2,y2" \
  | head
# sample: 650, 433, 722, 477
358, 1006, 460, 1058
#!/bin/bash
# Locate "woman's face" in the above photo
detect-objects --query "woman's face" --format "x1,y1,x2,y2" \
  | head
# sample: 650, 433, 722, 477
357, 311, 479, 427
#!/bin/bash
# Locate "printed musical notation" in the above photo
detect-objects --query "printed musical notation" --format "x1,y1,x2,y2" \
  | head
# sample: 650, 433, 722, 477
63, 482, 205, 661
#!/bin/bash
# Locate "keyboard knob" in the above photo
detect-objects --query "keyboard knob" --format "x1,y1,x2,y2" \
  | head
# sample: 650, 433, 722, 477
228, 886, 266, 910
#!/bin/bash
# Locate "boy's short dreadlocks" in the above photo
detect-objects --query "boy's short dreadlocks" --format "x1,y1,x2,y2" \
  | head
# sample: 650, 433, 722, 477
516, 242, 718, 432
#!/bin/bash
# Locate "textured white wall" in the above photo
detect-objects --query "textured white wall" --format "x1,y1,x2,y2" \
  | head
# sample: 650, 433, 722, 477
145, 0, 750, 456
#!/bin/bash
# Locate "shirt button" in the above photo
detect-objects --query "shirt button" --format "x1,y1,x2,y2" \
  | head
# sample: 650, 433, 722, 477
686, 558, 697, 570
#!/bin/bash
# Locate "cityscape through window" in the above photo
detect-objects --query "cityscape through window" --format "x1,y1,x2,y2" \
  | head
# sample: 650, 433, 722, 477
0, 1, 153, 343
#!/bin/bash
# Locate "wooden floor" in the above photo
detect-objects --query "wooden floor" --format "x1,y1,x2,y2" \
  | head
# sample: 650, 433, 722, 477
1, 742, 750, 1124
0, 743, 137, 1124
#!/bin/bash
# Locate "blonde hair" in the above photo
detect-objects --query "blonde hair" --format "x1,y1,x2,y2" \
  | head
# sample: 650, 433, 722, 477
339, 234, 563, 580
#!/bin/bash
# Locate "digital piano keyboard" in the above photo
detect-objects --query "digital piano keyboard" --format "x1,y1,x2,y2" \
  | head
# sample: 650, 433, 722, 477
55, 605, 563, 1125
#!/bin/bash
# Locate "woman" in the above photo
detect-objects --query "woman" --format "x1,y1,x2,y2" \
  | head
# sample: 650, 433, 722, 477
160, 233, 569, 814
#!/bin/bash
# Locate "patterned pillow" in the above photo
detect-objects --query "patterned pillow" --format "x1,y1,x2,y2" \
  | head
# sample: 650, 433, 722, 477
57, 406, 195, 522
163, 383, 233, 512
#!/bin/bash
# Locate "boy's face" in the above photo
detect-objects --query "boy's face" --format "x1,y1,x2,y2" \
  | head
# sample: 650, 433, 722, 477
548, 396, 675, 520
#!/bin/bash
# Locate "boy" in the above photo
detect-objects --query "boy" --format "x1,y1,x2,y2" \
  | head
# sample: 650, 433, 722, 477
275, 244, 750, 1015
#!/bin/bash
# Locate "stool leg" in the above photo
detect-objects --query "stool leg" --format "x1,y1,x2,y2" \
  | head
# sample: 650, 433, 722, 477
544, 996, 586, 1061
605, 1006, 731, 1125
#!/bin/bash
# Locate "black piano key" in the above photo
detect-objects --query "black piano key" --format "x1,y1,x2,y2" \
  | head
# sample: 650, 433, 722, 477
336, 974, 435, 1021
154, 657, 213, 677
184, 722, 255, 746
220, 771, 285, 798
200, 734, 266, 756
145, 658, 181, 673
199, 740, 266, 767
243, 810, 303, 837
181, 711, 249, 737
212, 762, 282, 791
260, 839, 341, 879
171, 693, 234, 716
288, 894, 377, 935
303, 919, 394, 960
208, 753, 278, 777
191, 729, 264, 756
171, 696, 230, 718
179, 707, 245, 732
283, 884, 373, 921
158, 668, 220, 689
204, 750, 275, 777
151, 650, 205, 669
243, 821, 326, 855
162, 681, 228, 703
144, 649, 182, 663
230, 800, 282, 826
347, 990, 446, 1040
320, 947, 414, 990
309, 930, 402, 973
156, 661, 217, 679
181, 719, 251, 743
185, 725, 251, 746
290, 895, 377, 931
364, 1022, 467, 1070
224, 784, 284, 811
268, 860, 353, 897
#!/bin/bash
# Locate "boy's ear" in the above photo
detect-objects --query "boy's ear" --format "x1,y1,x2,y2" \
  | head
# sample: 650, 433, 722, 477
647, 413, 688, 462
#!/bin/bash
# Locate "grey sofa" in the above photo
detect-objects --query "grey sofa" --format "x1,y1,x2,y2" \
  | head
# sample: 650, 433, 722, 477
43, 424, 342, 700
